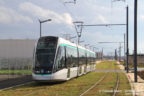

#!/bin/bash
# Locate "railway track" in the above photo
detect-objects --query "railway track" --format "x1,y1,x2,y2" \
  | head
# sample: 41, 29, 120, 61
80, 62, 120, 96
79, 62, 113, 96
79, 72, 108, 96
112, 72, 120, 96
21, 72, 109, 96
22, 73, 109, 96
112, 62, 120, 96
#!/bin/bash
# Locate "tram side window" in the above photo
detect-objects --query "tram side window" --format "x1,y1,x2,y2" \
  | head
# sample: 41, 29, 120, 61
79, 50, 85, 66
85, 52, 87, 65
91, 53, 94, 64
55, 46, 65, 71
90, 53, 92, 64
82, 51, 86, 65
72, 47, 77, 67
94, 53, 96, 61
79, 50, 81, 65
88, 53, 91, 65
66, 47, 77, 68
91, 54, 94, 64
93, 54, 95, 63
66, 47, 70, 67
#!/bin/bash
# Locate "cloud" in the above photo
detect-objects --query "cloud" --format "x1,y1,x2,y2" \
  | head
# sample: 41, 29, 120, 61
140, 15, 144, 21
98, 15, 108, 23
19, 2, 73, 27
0, 6, 33, 24
85, 31, 122, 42
0, 0, 4, 3
91, 14, 109, 24
82, 0, 126, 24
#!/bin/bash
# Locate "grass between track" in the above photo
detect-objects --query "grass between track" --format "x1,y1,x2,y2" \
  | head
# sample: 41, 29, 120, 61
0, 61, 132, 96
96, 61, 119, 70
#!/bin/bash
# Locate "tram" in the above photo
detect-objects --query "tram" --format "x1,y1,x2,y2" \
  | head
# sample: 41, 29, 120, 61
32, 36, 96, 81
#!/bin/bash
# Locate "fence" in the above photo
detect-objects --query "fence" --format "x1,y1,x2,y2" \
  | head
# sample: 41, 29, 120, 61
0, 39, 36, 81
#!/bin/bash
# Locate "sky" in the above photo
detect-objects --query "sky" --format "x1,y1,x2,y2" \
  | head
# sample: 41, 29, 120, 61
0, 0, 144, 55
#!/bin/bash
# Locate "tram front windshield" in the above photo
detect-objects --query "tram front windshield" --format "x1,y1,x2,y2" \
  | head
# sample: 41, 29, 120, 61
35, 37, 58, 73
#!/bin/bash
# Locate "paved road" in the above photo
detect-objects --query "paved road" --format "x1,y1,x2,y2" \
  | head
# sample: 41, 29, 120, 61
0, 75, 32, 90
129, 68, 144, 71
0, 75, 22, 81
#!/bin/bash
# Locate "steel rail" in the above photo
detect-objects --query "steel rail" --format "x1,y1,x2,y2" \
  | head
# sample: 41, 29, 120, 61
112, 72, 120, 96
80, 63, 115, 96
79, 72, 108, 96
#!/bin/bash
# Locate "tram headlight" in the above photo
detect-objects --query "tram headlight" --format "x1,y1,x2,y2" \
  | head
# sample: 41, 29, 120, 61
47, 71, 50, 73
35, 71, 40, 73
46, 70, 52, 73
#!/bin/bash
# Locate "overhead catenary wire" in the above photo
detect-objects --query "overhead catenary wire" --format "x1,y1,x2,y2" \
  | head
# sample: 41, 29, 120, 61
59, 0, 127, 48
59, 0, 78, 21
59, 0, 88, 46
58, 0, 80, 44
64, 0, 76, 4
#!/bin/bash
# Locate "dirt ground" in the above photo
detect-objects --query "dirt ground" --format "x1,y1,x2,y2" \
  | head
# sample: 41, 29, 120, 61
138, 71, 144, 80
118, 61, 144, 96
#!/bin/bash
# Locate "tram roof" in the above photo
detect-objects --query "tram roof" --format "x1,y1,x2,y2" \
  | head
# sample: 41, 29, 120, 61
58, 37, 94, 54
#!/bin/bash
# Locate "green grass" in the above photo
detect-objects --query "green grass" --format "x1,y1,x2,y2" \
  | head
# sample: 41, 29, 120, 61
96, 61, 119, 70
120, 61, 124, 65
0, 61, 132, 96
0, 72, 105, 96
0, 70, 32, 75
117, 73, 132, 96
82, 72, 117, 96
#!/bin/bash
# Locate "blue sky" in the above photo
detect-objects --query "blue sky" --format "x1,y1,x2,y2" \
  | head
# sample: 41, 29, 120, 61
0, 0, 144, 55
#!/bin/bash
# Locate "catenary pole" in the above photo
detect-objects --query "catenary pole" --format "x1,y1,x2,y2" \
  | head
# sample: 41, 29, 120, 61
124, 33, 126, 68
126, 6, 129, 73
134, 0, 138, 82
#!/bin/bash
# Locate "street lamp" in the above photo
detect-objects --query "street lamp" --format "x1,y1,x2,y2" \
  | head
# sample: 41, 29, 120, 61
39, 19, 52, 37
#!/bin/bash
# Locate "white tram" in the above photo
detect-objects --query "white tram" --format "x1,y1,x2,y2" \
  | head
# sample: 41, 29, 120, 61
32, 36, 96, 81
